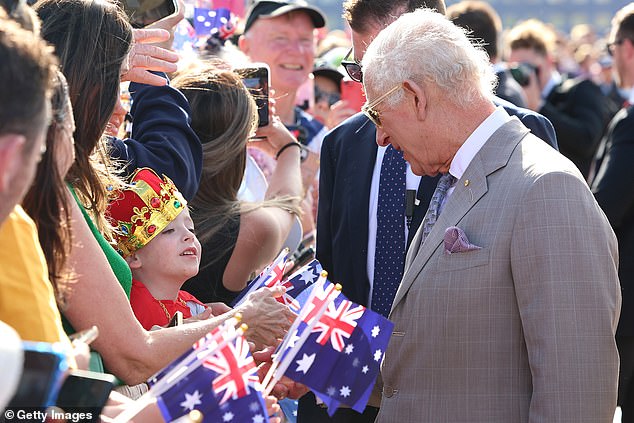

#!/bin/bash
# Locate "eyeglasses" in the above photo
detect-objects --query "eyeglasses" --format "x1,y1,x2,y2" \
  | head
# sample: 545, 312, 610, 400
341, 47, 363, 83
361, 84, 402, 128
607, 39, 626, 56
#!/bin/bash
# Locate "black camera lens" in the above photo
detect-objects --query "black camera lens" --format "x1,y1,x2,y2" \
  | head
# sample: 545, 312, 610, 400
510, 63, 538, 87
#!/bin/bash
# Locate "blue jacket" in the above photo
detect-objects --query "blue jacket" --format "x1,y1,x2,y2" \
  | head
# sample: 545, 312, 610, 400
109, 75, 202, 200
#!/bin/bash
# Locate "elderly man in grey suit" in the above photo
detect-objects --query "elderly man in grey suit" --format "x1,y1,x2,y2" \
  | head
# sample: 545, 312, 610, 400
360, 8, 621, 422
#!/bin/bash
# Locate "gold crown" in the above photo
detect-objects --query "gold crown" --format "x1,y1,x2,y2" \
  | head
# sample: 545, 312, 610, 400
106, 168, 187, 257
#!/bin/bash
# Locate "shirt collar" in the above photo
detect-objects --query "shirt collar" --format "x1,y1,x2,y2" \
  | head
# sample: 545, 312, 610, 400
449, 106, 511, 180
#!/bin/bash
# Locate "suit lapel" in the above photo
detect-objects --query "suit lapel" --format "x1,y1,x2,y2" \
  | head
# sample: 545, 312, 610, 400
391, 118, 530, 313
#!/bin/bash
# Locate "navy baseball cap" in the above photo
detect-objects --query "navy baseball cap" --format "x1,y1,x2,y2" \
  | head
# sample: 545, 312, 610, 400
244, 0, 326, 33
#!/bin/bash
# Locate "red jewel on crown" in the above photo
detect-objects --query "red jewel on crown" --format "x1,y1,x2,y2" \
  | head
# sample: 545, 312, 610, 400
147, 225, 157, 235
150, 197, 161, 209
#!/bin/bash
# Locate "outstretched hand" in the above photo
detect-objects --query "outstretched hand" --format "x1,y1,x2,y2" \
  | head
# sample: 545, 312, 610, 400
120, 28, 179, 86
236, 286, 295, 349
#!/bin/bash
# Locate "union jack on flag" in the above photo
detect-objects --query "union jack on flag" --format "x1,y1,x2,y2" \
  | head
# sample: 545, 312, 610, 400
313, 299, 365, 351
203, 334, 259, 404
231, 249, 289, 307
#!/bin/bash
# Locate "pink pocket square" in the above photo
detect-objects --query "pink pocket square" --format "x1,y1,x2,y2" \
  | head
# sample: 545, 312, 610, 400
444, 226, 482, 254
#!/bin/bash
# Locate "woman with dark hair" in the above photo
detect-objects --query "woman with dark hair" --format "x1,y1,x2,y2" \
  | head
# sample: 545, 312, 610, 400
173, 65, 303, 305
23, 70, 75, 306
32, 0, 292, 385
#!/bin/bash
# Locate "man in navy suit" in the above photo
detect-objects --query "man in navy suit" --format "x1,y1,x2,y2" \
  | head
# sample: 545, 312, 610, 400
590, 4, 634, 421
301, 1, 557, 422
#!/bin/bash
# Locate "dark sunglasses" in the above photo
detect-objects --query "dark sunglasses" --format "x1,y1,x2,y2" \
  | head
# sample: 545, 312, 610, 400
315, 86, 341, 107
607, 39, 626, 56
341, 47, 363, 83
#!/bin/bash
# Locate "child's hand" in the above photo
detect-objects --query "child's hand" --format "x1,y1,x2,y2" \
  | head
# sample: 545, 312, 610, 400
181, 308, 213, 324
206, 302, 232, 316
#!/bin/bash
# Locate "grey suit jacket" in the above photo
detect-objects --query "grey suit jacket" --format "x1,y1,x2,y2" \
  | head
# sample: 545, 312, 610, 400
376, 119, 621, 422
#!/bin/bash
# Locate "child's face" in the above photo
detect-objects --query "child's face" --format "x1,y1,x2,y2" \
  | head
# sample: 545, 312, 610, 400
132, 208, 201, 282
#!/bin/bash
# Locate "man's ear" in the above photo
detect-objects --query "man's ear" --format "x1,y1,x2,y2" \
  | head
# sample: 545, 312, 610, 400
125, 253, 142, 269
0, 134, 26, 194
403, 79, 427, 121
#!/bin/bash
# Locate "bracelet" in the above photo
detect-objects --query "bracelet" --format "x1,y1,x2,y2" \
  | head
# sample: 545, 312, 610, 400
275, 142, 302, 159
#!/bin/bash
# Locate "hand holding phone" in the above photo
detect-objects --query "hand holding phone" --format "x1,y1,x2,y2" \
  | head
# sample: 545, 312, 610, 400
120, 29, 179, 86
56, 369, 116, 422
236, 64, 270, 127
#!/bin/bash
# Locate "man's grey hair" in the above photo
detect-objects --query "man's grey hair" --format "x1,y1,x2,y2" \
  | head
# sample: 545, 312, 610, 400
362, 8, 496, 109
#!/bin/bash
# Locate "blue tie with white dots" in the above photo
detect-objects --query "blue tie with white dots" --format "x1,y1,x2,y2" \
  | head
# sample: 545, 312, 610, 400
372, 145, 406, 318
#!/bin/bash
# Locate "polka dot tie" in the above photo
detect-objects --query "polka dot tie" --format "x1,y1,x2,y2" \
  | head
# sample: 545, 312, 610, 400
420, 173, 457, 245
372, 145, 407, 318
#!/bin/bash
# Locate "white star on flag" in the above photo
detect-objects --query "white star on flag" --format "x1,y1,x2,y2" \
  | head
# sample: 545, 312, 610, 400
362, 365, 369, 374
352, 358, 360, 367
252, 414, 265, 423
222, 411, 234, 422
345, 343, 354, 355
371, 325, 380, 338
340, 386, 351, 398
249, 402, 260, 412
180, 390, 202, 411
295, 353, 316, 374
326, 386, 336, 396
300, 268, 317, 284
288, 330, 301, 348
374, 349, 383, 362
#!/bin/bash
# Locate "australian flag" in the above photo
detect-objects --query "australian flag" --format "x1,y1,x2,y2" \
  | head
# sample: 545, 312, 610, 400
151, 325, 270, 423
193, 7, 231, 37
277, 282, 394, 415
275, 259, 323, 312
231, 249, 291, 307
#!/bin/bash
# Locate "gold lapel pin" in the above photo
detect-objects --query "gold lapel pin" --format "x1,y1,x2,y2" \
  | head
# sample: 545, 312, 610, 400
464, 179, 470, 187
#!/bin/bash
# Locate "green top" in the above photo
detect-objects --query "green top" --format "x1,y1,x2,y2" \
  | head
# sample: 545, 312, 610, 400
63, 187, 132, 377
69, 186, 132, 297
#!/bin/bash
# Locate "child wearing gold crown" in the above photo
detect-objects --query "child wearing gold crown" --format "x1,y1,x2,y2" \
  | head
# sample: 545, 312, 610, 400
106, 168, 207, 330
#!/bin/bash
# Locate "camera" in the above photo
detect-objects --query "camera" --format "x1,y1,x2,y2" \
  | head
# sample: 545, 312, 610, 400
509, 63, 539, 87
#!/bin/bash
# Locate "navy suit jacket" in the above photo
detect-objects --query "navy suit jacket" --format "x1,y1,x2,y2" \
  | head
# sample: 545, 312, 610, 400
109, 76, 202, 201
591, 106, 634, 337
316, 99, 557, 308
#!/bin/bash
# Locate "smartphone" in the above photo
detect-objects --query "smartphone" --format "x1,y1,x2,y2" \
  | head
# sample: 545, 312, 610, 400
120, 0, 177, 28
340, 79, 366, 112
55, 369, 116, 421
236, 65, 270, 127
7, 342, 69, 408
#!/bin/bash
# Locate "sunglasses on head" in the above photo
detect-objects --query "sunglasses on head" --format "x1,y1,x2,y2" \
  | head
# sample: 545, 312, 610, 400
341, 47, 363, 83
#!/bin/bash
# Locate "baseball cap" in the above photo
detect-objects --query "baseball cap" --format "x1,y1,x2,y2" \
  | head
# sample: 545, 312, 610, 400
244, 0, 326, 33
